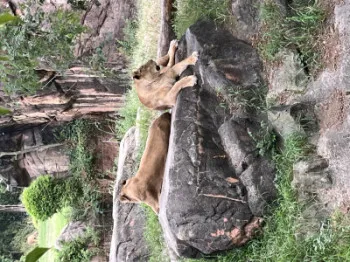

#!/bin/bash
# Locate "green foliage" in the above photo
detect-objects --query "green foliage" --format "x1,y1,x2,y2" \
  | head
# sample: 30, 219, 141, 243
0, 183, 21, 204
117, 20, 138, 57
249, 121, 277, 157
116, 88, 153, 146
21, 175, 82, 221
11, 219, 36, 254
55, 119, 109, 221
0, 7, 85, 94
173, 0, 231, 37
21, 176, 65, 220
0, 106, 12, 115
0, 13, 17, 26
259, 0, 325, 72
24, 247, 50, 262
126, 0, 161, 70
142, 205, 169, 262
58, 120, 94, 179
68, 183, 103, 221
56, 228, 99, 262
0, 212, 28, 260
0, 255, 14, 262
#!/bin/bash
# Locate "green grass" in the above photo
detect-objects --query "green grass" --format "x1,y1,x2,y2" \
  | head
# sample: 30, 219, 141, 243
122, 0, 161, 70
115, 0, 159, 147
259, 0, 326, 72
37, 208, 70, 262
59, 119, 94, 179
173, 0, 231, 37
142, 205, 170, 262
115, 0, 160, 143
0, 106, 11, 115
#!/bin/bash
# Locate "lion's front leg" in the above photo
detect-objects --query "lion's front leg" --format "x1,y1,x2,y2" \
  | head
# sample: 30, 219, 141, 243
156, 39, 178, 67
170, 51, 199, 76
163, 75, 197, 107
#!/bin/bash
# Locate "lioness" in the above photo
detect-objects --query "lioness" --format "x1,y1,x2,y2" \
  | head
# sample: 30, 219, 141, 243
133, 40, 198, 110
119, 112, 171, 214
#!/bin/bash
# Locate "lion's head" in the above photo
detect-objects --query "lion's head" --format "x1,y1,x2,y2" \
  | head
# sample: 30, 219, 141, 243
132, 60, 161, 81
119, 177, 143, 203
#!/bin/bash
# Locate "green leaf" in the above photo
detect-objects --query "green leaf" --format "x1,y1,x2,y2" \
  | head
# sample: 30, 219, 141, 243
25, 247, 50, 262
0, 13, 17, 26
0, 107, 12, 115
0, 56, 9, 61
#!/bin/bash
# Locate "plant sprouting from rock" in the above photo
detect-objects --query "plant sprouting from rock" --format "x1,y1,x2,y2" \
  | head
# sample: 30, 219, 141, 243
0, 5, 85, 94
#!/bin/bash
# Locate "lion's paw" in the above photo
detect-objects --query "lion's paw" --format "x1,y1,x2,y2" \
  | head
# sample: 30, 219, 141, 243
170, 39, 179, 50
184, 75, 197, 87
190, 51, 199, 65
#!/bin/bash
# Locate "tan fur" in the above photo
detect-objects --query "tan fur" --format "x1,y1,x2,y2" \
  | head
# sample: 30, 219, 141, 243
27, 231, 38, 245
119, 112, 171, 213
133, 40, 198, 110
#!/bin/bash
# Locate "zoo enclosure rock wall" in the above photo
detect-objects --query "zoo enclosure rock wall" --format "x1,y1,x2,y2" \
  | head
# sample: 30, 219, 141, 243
159, 21, 276, 258
109, 127, 150, 262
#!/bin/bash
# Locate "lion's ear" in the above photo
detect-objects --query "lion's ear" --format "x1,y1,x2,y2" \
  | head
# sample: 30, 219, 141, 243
132, 70, 141, 80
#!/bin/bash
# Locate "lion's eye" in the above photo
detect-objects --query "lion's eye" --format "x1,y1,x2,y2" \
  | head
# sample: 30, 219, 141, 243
156, 65, 160, 71
122, 180, 126, 185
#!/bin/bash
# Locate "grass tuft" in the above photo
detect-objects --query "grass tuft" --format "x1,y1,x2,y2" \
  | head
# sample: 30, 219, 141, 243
186, 134, 350, 262
142, 205, 170, 262
173, 0, 231, 38
259, 0, 326, 72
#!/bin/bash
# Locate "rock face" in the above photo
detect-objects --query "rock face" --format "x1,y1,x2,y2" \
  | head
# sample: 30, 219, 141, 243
109, 127, 150, 262
159, 21, 276, 257
55, 221, 87, 250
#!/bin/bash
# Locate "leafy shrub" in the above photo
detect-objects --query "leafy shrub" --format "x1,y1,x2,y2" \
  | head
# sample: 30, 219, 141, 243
57, 120, 94, 179
21, 176, 82, 221
117, 19, 138, 57
0, 7, 85, 94
21, 176, 65, 220
0, 255, 13, 262
57, 228, 99, 262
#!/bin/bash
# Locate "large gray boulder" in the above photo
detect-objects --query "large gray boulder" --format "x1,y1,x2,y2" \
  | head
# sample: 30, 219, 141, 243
55, 221, 87, 250
159, 21, 276, 258
109, 127, 150, 262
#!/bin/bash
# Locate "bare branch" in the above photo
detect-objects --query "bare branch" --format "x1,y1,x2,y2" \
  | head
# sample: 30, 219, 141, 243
0, 143, 64, 158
